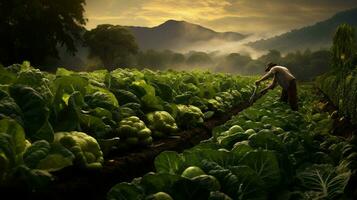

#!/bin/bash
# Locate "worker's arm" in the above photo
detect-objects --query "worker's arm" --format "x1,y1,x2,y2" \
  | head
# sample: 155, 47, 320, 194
255, 68, 275, 85
260, 75, 277, 95
267, 75, 277, 89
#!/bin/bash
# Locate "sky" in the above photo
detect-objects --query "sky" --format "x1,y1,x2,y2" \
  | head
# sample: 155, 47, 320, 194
84, 0, 357, 36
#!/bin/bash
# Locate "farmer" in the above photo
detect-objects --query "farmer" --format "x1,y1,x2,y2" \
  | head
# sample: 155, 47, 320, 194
255, 62, 298, 111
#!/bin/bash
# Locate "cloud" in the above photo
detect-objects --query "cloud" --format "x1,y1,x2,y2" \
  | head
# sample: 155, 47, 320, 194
85, 0, 357, 35
204, 0, 357, 34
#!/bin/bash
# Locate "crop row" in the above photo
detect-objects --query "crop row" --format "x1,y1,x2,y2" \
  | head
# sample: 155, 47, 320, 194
0, 62, 254, 188
107, 85, 357, 200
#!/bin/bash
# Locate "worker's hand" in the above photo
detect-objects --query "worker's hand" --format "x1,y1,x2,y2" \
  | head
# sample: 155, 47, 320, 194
255, 80, 260, 86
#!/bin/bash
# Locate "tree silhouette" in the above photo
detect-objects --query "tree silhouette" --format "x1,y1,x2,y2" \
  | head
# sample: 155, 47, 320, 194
84, 24, 138, 70
331, 23, 356, 71
186, 52, 213, 67
0, 0, 87, 67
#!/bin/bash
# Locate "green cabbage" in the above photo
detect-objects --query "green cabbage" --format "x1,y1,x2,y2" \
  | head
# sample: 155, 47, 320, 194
54, 131, 104, 169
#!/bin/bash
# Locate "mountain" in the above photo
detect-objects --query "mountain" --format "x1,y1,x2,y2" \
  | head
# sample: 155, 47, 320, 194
126, 20, 246, 51
248, 8, 357, 53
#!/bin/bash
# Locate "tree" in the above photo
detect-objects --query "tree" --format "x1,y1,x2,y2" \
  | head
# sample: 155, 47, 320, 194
0, 0, 87, 67
331, 23, 356, 71
258, 50, 282, 64
171, 53, 185, 65
186, 52, 213, 67
84, 24, 138, 70
136, 50, 168, 70
216, 53, 252, 73
331, 24, 357, 114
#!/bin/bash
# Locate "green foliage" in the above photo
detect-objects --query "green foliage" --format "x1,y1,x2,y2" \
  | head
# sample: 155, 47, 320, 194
248, 130, 284, 151
84, 25, 139, 70
0, 66, 17, 84
134, 48, 332, 81
331, 23, 356, 71
208, 191, 233, 200
109, 86, 356, 200
54, 131, 104, 169
0, 119, 54, 189
0, 62, 255, 189
23, 140, 74, 171
317, 69, 357, 124
317, 24, 357, 126
116, 116, 153, 147
14, 165, 54, 189
0, 0, 86, 66
0, 89, 23, 123
297, 164, 351, 199
85, 90, 119, 110
186, 52, 213, 67
112, 89, 141, 105
146, 192, 174, 200
54, 89, 113, 138
140, 173, 182, 195
0, 118, 27, 182
181, 166, 206, 179
191, 175, 221, 191
176, 104, 204, 128
146, 111, 178, 138
215, 125, 247, 149
9, 85, 54, 142
154, 151, 183, 174
240, 150, 281, 188
216, 53, 252, 73
15, 68, 54, 103
107, 182, 145, 200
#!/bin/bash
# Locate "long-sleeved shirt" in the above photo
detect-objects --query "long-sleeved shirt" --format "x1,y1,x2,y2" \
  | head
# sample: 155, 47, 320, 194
260, 66, 296, 90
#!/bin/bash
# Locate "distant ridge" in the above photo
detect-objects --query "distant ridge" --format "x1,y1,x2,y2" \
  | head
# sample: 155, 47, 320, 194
126, 20, 246, 51
248, 8, 357, 53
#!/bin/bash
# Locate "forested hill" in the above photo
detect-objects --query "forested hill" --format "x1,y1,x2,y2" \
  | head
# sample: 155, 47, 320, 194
126, 20, 246, 51
248, 7, 357, 53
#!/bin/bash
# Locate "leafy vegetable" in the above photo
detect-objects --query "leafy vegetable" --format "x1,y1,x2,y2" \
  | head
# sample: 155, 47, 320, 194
107, 182, 145, 200
176, 104, 204, 128
0, 118, 27, 182
116, 116, 153, 147
23, 140, 74, 171
181, 166, 206, 179
54, 131, 104, 169
297, 164, 351, 199
9, 85, 54, 142
146, 192, 174, 200
109, 85, 356, 200
146, 111, 178, 138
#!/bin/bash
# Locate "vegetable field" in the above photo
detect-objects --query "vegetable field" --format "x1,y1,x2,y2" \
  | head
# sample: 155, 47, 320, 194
107, 86, 357, 200
0, 62, 356, 200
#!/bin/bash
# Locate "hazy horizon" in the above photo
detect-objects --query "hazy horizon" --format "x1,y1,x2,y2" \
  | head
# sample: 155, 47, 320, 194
85, 0, 357, 37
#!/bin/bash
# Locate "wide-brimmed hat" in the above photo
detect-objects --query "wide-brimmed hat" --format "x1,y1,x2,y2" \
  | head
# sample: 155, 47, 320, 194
265, 62, 277, 71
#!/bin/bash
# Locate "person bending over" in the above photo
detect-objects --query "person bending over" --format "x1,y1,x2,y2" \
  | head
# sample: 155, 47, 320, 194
255, 62, 298, 111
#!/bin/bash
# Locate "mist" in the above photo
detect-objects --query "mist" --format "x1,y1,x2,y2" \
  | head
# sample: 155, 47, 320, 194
48, 26, 331, 82
177, 34, 275, 59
